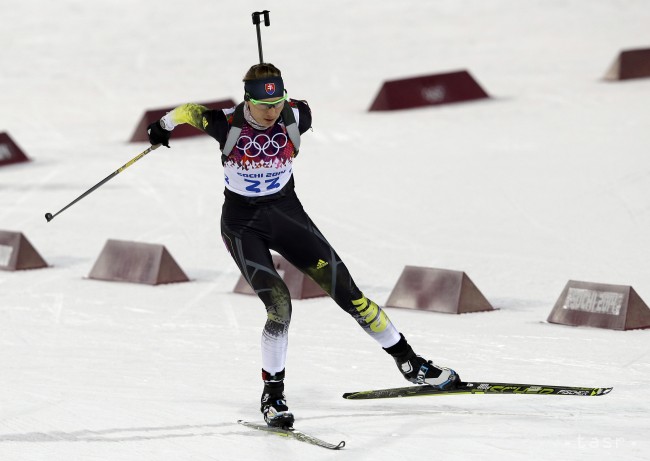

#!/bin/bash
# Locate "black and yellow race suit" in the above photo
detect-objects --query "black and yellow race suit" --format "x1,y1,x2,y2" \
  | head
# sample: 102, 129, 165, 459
159, 100, 400, 374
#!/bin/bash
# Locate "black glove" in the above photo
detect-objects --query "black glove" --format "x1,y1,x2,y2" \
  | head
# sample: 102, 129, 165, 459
147, 120, 171, 148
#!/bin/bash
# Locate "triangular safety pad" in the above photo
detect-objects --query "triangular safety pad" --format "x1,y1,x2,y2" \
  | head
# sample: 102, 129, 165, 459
0, 132, 30, 167
604, 48, 650, 81
547, 280, 650, 330
385, 266, 494, 314
369, 70, 489, 111
88, 239, 189, 285
0, 230, 48, 270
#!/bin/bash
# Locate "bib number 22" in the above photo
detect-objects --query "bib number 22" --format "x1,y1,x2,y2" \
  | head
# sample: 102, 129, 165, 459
244, 177, 281, 193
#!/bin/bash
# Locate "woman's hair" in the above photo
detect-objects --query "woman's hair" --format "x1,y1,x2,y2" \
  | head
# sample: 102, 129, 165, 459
243, 63, 282, 81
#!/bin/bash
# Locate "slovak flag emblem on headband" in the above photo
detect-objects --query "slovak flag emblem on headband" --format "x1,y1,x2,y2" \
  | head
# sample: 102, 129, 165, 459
265, 83, 276, 95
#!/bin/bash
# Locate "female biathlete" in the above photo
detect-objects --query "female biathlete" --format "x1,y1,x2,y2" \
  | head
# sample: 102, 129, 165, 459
147, 63, 460, 428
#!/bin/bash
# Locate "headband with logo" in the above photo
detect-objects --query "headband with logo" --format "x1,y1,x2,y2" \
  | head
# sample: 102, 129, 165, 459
244, 76, 285, 101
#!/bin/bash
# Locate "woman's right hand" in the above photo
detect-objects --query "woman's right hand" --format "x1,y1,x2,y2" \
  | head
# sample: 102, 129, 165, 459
147, 120, 171, 148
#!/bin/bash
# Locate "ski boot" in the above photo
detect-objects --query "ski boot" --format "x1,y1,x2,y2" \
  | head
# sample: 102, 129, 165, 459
384, 334, 460, 390
260, 369, 294, 428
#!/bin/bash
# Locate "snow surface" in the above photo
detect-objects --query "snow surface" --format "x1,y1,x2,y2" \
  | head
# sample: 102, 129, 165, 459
1, 1, 649, 460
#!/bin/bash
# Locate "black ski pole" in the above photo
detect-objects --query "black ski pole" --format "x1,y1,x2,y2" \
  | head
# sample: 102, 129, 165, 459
252, 10, 270, 64
44, 143, 161, 222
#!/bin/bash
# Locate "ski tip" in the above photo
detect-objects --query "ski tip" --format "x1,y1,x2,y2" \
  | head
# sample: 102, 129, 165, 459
342, 390, 364, 399
342, 391, 368, 399
596, 387, 613, 396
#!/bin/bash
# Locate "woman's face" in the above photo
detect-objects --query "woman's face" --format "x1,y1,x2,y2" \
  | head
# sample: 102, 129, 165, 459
247, 97, 286, 128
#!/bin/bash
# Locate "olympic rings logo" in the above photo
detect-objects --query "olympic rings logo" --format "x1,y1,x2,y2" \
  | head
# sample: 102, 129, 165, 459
236, 133, 288, 158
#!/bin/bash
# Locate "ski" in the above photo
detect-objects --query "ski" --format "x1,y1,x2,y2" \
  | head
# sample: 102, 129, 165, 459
238, 420, 345, 450
343, 381, 613, 400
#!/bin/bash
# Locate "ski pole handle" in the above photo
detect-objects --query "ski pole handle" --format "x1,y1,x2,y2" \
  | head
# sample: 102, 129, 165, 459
252, 10, 270, 64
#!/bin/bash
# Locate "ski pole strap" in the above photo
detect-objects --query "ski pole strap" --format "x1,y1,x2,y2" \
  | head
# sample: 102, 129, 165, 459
221, 102, 301, 164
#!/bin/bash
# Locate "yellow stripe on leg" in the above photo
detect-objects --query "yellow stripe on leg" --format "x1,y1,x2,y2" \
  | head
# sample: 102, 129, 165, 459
352, 296, 389, 332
